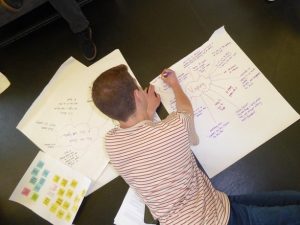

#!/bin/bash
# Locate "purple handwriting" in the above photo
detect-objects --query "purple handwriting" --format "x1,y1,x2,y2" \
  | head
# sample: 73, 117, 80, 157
216, 51, 237, 68
194, 106, 207, 117
208, 121, 230, 139
236, 98, 263, 122
183, 43, 213, 68
240, 67, 261, 89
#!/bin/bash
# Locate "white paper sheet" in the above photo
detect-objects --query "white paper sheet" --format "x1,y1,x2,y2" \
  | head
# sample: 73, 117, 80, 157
17, 51, 134, 181
114, 188, 155, 225
10, 151, 91, 225
0, 72, 10, 94
17, 57, 112, 181
151, 27, 300, 178
86, 163, 118, 196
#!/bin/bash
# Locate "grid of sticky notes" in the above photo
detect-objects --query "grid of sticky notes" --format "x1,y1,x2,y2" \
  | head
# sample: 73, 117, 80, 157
20, 160, 86, 223
21, 160, 48, 200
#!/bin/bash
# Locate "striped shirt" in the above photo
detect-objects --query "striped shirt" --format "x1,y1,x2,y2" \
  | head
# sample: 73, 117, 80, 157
106, 112, 230, 225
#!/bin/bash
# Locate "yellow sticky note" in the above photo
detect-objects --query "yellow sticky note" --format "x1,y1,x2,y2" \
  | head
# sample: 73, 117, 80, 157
56, 197, 63, 206
43, 197, 51, 206
31, 192, 39, 202
60, 178, 68, 187
70, 179, 78, 188
56, 209, 65, 219
57, 188, 65, 196
72, 204, 78, 212
65, 212, 72, 221
50, 204, 58, 213
53, 175, 60, 183
66, 189, 73, 198
62, 201, 70, 210
74, 195, 80, 203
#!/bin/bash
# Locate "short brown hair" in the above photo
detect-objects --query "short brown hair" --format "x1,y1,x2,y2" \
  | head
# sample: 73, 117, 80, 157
92, 64, 139, 121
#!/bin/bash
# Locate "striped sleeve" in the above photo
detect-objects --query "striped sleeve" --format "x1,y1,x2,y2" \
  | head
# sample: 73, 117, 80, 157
176, 111, 199, 146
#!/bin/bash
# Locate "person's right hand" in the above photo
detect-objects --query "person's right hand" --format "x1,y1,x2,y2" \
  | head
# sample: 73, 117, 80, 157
160, 69, 179, 88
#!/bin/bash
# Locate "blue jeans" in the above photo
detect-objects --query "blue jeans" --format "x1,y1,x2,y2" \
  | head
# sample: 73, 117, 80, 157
228, 191, 300, 225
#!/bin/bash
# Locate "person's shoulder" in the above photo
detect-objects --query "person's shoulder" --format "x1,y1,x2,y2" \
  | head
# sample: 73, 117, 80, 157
167, 111, 192, 120
106, 127, 120, 138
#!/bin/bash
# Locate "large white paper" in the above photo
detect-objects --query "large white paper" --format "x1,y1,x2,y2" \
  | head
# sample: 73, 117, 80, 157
17, 57, 111, 181
114, 188, 155, 225
10, 151, 91, 225
17, 51, 134, 181
151, 27, 300, 178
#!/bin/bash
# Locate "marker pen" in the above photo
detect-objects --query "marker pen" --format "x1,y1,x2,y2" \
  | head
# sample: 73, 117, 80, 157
162, 71, 172, 78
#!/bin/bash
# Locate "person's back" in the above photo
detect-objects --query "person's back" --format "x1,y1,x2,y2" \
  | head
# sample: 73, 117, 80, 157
106, 111, 229, 225
92, 64, 300, 225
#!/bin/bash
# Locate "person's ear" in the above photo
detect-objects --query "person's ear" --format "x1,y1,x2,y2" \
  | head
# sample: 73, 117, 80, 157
133, 89, 143, 102
134, 89, 142, 102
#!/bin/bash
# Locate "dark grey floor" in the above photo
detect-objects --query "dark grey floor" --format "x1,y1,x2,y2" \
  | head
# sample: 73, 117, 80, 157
0, 0, 300, 224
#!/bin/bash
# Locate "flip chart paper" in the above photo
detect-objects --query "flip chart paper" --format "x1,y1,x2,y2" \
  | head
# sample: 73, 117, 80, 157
114, 188, 155, 225
10, 151, 91, 225
17, 50, 136, 181
16, 57, 111, 181
151, 27, 299, 177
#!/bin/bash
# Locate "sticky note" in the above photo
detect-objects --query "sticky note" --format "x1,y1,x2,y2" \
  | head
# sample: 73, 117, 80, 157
39, 177, 46, 185
55, 197, 63, 206
71, 204, 78, 212
42, 169, 50, 177
65, 212, 72, 221
21, 187, 31, 197
66, 189, 73, 198
53, 175, 60, 183
50, 203, 58, 213
29, 176, 38, 185
31, 192, 39, 202
56, 209, 65, 219
62, 201, 70, 210
31, 168, 39, 176
34, 184, 42, 192
43, 197, 51, 206
57, 188, 65, 196
60, 178, 68, 187
36, 161, 44, 169
70, 180, 78, 188
74, 195, 80, 203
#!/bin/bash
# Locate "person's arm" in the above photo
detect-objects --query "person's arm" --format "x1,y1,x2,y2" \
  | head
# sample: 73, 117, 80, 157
145, 84, 161, 120
161, 69, 193, 114
161, 69, 199, 145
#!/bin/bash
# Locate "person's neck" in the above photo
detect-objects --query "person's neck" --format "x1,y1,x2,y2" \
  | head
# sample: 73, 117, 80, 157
119, 111, 150, 129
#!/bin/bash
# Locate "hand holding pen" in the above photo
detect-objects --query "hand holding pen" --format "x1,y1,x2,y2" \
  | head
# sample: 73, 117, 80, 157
161, 68, 180, 88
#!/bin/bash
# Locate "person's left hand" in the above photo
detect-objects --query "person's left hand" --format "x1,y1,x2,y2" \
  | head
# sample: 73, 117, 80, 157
145, 84, 161, 120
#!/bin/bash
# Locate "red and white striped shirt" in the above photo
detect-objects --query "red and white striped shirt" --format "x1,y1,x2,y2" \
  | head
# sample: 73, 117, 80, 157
106, 112, 230, 225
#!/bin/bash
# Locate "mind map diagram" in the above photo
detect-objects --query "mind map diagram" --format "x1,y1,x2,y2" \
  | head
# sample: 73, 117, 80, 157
152, 40, 264, 139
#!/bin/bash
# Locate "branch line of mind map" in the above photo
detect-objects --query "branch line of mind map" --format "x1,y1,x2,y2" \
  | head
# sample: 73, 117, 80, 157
56, 121, 111, 150
155, 39, 264, 126
180, 51, 241, 123
50, 120, 110, 167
